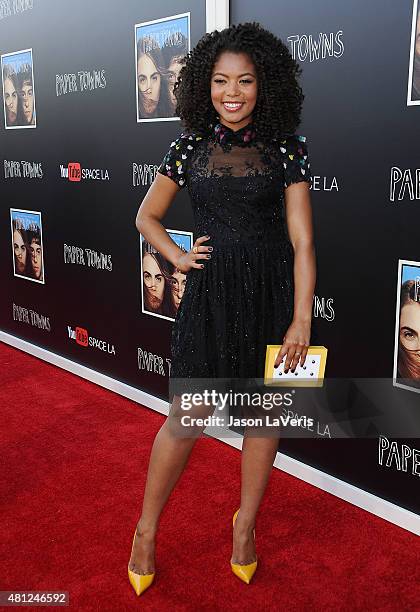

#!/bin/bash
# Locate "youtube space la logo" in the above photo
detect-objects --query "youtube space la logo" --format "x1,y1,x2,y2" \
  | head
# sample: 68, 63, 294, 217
60, 162, 110, 181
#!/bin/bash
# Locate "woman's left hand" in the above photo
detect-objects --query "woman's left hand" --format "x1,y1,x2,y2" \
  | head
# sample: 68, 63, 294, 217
274, 319, 311, 373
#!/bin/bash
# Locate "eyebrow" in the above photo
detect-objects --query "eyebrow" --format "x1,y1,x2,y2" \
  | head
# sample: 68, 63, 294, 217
212, 72, 255, 77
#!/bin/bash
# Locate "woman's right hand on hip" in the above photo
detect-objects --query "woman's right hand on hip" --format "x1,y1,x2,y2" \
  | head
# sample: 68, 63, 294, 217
175, 235, 213, 272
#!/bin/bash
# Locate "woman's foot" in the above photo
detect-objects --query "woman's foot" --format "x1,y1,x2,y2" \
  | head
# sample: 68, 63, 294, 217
128, 521, 156, 575
231, 512, 257, 565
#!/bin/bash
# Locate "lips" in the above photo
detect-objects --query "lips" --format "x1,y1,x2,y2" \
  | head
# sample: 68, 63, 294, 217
223, 102, 244, 112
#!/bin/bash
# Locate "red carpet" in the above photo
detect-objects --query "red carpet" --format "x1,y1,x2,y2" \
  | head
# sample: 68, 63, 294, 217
0, 341, 419, 611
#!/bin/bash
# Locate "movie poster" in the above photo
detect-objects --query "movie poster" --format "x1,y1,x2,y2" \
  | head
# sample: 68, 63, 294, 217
140, 229, 192, 321
393, 260, 420, 391
135, 13, 190, 122
1, 48, 36, 128
11, 209, 44, 283
407, 0, 420, 104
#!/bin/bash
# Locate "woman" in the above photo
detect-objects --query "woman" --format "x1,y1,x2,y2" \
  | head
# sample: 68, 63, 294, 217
3, 69, 21, 127
137, 35, 171, 119
12, 222, 30, 276
130, 22, 317, 595
397, 279, 420, 384
142, 240, 177, 318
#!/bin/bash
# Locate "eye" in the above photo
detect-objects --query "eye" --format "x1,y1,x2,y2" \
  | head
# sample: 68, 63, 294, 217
214, 78, 253, 84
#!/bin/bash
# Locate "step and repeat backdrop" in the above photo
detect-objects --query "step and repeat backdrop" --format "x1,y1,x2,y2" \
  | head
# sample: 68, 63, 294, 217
230, 0, 420, 515
1, 0, 419, 518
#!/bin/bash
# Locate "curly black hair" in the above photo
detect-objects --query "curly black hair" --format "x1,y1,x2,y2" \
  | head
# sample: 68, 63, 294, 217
173, 22, 305, 140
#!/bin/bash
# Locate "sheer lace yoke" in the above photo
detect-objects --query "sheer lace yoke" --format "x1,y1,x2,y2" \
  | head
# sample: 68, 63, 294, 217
193, 138, 282, 179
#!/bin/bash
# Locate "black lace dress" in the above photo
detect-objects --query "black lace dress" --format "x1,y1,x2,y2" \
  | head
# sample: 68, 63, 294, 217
157, 121, 317, 394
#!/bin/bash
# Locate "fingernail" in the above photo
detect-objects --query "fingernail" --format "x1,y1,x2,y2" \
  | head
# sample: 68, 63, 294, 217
201, 264, 204, 268
208, 247, 213, 252
207, 254, 211, 259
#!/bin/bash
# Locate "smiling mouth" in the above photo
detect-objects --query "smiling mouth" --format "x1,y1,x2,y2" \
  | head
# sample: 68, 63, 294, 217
222, 102, 244, 112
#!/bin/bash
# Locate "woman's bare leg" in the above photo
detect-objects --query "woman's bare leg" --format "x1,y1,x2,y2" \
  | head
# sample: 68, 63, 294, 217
231, 433, 279, 564
129, 393, 217, 575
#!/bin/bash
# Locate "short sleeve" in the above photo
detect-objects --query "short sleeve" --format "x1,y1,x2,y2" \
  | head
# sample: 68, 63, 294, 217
157, 132, 198, 189
280, 134, 311, 188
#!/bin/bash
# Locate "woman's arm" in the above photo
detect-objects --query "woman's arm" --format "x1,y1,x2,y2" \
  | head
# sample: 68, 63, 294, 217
135, 174, 185, 268
274, 181, 316, 372
285, 181, 316, 324
136, 173, 209, 273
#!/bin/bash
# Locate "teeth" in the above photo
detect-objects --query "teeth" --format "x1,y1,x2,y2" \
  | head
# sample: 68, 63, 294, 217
224, 102, 242, 108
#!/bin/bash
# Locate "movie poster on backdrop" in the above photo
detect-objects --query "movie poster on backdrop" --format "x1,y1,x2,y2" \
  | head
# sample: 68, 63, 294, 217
1, 48, 36, 128
140, 230, 192, 321
407, 0, 420, 104
135, 13, 190, 122
393, 260, 420, 392
10, 209, 44, 284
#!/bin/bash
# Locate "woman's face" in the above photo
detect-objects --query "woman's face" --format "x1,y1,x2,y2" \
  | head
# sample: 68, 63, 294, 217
4, 77, 18, 124
13, 230, 27, 273
143, 253, 164, 306
416, 11, 420, 58
170, 270, 186, 307
211, 51, 258, 131
400, 302, 420, 352
137, 53, 161, 114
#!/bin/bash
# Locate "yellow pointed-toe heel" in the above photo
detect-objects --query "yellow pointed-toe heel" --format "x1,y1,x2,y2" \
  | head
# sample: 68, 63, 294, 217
128, 528, 155, 596
230, 508, 258, 584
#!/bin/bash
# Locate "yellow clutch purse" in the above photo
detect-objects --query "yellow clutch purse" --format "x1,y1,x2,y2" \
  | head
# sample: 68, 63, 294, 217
264, 345, 328, 387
